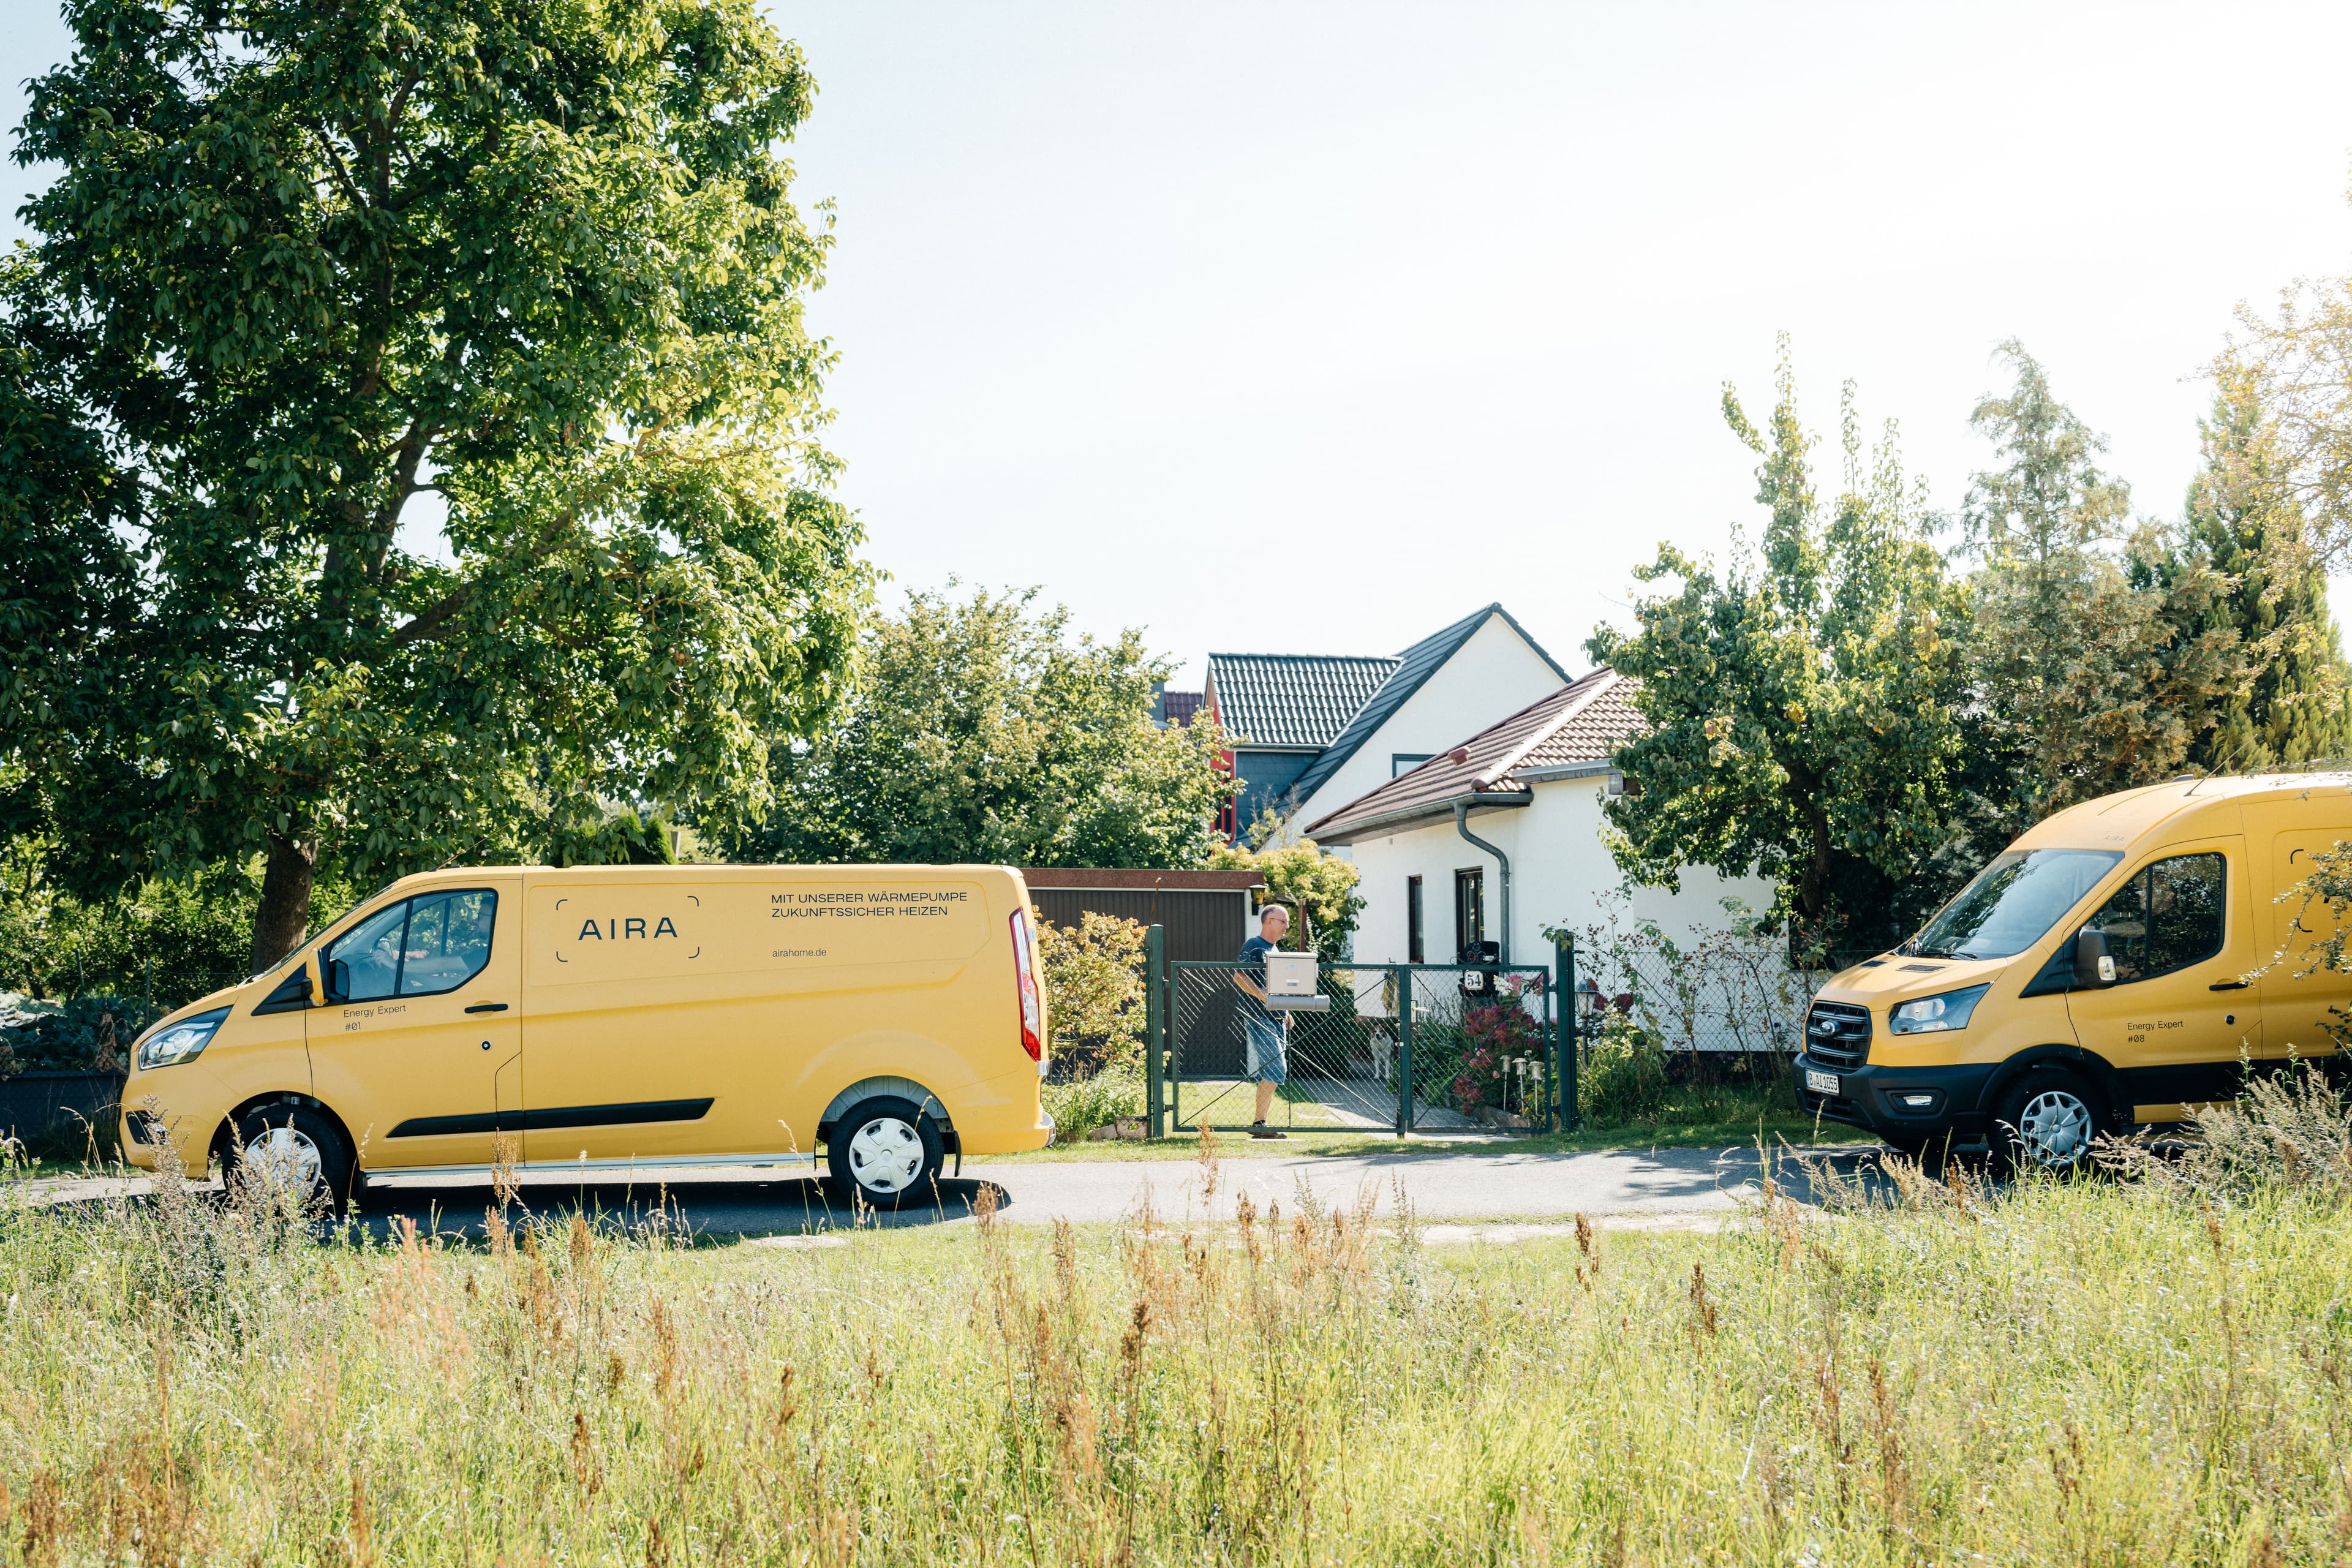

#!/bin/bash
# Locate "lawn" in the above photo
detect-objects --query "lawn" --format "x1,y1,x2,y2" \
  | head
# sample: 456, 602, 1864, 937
984, 1117, 1875, 1163
1011, 1070, 1874, 1161
3, 1082, 2347, 1566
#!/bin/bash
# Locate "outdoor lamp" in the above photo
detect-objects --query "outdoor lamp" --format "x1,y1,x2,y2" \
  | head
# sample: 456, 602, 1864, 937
1574, 979, 1605, 1027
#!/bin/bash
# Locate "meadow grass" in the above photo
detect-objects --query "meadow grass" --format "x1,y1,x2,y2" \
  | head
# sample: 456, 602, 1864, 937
3, 1109, 2350, 1564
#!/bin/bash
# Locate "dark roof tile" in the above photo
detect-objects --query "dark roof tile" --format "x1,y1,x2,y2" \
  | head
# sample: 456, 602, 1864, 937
1206, 654, 1398, 748
1285, 604, 1570, 805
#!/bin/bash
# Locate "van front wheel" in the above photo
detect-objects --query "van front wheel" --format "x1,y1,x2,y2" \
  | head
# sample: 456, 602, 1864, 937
1989, 1071, 2105, 1175
826, 1096, 943, 1210
231, 1102, 355, 1216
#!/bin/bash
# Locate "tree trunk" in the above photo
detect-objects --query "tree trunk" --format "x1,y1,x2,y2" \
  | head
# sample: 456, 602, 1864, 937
251, 833, 318, 973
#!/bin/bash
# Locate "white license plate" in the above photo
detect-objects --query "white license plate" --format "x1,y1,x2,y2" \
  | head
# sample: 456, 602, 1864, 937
1805, 1068, 1840, 1096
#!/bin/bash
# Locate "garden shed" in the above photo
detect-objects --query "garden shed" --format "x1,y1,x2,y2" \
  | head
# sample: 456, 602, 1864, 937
1022, 868, 1267, 962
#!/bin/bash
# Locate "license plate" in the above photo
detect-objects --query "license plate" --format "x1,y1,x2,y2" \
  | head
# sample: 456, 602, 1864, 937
1805, 1068, 1840, 1096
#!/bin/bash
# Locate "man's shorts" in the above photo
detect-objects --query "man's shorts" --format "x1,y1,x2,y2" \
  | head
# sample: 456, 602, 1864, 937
1244, 1016, 1288, 1085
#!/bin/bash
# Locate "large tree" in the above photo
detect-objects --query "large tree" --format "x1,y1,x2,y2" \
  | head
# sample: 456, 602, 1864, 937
728, 586, 1234, 869
2159, 369, 2352, 771
1, 0, 870, 967
1958, 343, 2249, 816
1589, 346, 1980, 954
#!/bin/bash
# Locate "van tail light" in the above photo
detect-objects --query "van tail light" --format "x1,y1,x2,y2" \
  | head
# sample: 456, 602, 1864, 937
1010, 907, 1044, 1061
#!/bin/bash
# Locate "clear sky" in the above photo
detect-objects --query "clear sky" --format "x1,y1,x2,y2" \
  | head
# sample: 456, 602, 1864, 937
10, 2, 2352, 689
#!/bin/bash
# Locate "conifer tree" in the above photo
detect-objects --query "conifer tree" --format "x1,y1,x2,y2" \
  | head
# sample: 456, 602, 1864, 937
2166, 370, 2352, 771
1959, 344, 2249, 820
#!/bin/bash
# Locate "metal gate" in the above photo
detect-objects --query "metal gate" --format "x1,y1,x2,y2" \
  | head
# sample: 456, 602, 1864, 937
1150, 952, 1559, 1136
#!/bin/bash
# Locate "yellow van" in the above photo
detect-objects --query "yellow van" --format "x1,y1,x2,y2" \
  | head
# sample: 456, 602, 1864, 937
1795, 773, 2352, 1170
118, 865, 1054, 1208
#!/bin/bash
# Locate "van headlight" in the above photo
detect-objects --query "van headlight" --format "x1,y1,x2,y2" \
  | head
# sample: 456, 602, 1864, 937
135, 1008, 229, 1071
1888, 985, 1990, 1036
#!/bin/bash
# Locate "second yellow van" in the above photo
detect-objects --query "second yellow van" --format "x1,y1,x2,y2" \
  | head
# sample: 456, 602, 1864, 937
118, 864, 1055, 1208
1795, 773, 2352, 1170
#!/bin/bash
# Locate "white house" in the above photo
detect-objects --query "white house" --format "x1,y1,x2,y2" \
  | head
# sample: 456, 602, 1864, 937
1302, 669, 1776, 971
1252, 603, 1569, 845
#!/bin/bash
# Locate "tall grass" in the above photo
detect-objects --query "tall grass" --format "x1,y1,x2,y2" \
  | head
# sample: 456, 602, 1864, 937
4, 1126, 2352, 1562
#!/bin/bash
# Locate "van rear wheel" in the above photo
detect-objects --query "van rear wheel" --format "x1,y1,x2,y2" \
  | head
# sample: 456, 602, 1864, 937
826, 1096, 943, 1211
1990, 1071, 2105, 1176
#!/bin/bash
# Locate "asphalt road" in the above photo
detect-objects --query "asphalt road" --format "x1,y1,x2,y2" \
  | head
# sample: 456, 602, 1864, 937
17, 1144, 1882, 1243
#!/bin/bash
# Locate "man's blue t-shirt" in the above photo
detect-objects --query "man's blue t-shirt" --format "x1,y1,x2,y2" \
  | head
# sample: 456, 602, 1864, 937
1237, 934, 1280, 1025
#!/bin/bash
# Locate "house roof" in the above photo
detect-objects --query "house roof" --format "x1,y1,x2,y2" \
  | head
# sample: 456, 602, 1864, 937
1302, 669, 1641, 843
1205, 654, 1400, 750
1159, 690, 1204, 728
1282, 603, 1572, 807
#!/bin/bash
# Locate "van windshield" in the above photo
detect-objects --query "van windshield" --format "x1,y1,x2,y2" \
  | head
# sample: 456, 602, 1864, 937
1901, 849, 2124, 961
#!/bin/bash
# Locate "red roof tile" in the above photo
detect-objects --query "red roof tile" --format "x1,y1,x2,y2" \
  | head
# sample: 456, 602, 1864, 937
1302, 670, 1641, 842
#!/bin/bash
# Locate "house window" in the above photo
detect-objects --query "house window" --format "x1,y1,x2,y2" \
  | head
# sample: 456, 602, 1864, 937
1454, 868, 1485, 961
1406, 876, 1425, 964
1392, 753, 1434, 778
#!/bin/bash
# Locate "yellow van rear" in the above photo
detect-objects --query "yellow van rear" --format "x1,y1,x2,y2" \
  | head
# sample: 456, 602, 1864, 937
1794, 774, 2352, 1170
119, 864, 1054, 1207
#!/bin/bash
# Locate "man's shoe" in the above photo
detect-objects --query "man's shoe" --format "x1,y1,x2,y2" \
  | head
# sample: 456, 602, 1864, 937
1250, 1121, 1289, 1140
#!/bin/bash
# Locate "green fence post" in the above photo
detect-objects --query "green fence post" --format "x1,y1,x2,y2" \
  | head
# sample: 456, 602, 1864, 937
1396, 965, 1414, 1138
1557, 936, 1577, 1133
1145, 924, 1165, 1140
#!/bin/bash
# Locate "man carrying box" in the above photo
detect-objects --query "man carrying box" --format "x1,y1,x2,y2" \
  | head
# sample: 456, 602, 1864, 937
1233, 903, 1292, 1139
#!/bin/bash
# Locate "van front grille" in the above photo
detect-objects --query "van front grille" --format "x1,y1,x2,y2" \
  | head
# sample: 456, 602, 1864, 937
1804, 1001, 1872, 1071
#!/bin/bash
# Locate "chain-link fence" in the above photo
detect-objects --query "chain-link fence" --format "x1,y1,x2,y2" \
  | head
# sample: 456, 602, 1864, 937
1161, 961, 1556, 1134
1561, 927, 1828, 1056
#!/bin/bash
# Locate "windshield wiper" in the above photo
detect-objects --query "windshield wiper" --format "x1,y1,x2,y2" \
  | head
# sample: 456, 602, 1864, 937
1910, 946, 1959, 959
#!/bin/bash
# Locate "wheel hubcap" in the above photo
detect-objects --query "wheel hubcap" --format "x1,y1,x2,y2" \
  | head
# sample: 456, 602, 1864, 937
846, 1115, 924, 1193
2013, 1089, 2094, 1167
243, 1124, 323, 1196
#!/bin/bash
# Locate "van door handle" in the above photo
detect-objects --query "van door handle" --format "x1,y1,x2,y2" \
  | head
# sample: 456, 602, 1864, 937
465, 1002, 511, 1014
2208, 981, 2249, 992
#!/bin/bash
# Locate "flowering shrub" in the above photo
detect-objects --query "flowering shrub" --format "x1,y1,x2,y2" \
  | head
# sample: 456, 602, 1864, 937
1447, 1001, 1547, 1113
1033, 909, 1148, 1074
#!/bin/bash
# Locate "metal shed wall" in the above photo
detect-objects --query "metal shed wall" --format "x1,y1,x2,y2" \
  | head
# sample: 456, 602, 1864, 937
1028, 888, 1250, 963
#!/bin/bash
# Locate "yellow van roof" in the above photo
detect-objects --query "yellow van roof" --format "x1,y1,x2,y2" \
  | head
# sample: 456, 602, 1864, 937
2016, 771, 2352, 851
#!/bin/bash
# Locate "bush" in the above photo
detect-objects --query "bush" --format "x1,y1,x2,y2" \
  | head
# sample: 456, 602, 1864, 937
1446, 1001, 1548, 1115
1034, 908, 1148, 1075
1578, 1014, 1673, 1124
0, 993, 160, 1077
1041, 1066, 1145, 1142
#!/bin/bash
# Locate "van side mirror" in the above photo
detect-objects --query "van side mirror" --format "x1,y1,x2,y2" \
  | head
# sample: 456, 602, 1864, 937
2073, 929, 2116, 989
327, 959, 350, 1003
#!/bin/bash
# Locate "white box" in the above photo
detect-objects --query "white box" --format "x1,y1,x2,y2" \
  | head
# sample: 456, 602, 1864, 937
1263, 952, 1318, 996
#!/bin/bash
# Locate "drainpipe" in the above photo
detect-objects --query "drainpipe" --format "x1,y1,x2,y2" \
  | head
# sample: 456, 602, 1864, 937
1453, 799, 1512, 966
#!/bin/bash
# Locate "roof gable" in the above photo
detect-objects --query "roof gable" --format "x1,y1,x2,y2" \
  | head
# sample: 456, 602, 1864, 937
1302, 669, 1640, 842
1283, 603, 1571, 805
1205, 653, 1398, 749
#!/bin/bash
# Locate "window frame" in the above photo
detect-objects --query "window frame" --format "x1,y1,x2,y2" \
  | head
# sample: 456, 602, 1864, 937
1454, 867, 1485, 960
2083, 851, 2227, 987
322, 888, 502, 1003
1406, 875, 1425, 965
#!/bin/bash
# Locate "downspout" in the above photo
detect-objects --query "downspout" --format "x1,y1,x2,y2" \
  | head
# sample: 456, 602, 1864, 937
1453, 799, 1512, 966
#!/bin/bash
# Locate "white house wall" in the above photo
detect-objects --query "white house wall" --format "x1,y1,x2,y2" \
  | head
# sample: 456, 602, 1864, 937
1344, 777, 1777, 993
1289, 615, 1567, 840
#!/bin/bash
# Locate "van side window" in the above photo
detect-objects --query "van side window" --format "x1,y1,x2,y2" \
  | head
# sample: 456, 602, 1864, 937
326, 901, 410, 1003
2084, 853, 2225, 984
325, 891, 499, 1002
399, 891, 497, 995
